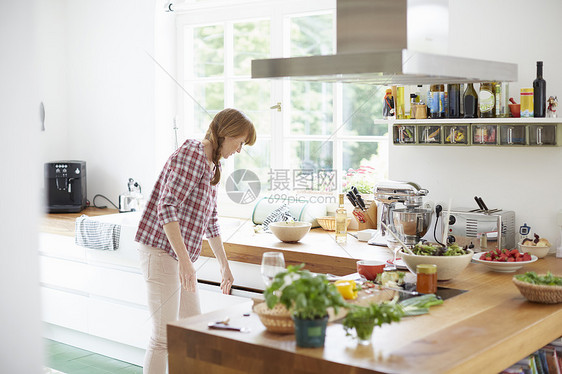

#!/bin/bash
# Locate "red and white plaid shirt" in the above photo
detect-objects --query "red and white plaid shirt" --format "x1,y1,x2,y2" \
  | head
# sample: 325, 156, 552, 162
135, 139, 220, 261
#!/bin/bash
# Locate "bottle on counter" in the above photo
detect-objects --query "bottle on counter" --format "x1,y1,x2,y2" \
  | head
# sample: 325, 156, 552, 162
533, 61, 546, 118
479, 82, 496, 118
464, 83, 478, 118
335, 193, 347, 244
447, 84, 461, 118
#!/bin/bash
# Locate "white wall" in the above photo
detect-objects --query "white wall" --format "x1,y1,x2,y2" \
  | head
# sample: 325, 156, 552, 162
61, 0, 158, 205
0, 1, 43, 372
390, 0, 562, 247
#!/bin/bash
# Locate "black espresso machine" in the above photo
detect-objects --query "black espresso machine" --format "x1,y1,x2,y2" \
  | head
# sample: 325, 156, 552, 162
45, 161, 87, 213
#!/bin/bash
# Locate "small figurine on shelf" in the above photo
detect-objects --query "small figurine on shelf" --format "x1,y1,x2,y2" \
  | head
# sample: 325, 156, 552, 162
547, 96, 558, 118
383, 89, 395, 119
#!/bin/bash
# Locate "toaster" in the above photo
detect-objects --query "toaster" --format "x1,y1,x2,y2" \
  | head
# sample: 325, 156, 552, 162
444, 208, 515, 251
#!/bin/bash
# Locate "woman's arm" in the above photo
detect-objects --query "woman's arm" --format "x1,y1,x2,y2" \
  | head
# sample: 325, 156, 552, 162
163, 221, 197, 292
207, 235, 233, 295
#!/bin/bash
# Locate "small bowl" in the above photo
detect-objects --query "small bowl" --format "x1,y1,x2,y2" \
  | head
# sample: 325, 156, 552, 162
356, 260, 386, 281
269, 221, 312, 243
472, 252, 537, 273
509, 103, 521, 118
518, 242, 550, 259
400, 249, 474, 281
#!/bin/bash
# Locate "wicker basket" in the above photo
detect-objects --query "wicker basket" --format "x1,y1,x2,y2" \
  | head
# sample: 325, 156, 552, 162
253, 301, 294, 334
512, 277, 562, 304
317, 216, 351, 231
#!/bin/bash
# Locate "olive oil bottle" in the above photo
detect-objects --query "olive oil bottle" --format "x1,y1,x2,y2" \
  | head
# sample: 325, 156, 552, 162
464, 83, 478, 118
335, 193, 347, 244
479, 82, 496, 118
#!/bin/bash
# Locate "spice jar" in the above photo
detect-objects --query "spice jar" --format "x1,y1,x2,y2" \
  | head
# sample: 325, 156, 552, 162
416, 264, 437, 294
521, 88, 534, 118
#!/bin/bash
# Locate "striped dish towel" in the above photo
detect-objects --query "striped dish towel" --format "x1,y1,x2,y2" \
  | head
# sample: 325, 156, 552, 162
75, 215, 121, 251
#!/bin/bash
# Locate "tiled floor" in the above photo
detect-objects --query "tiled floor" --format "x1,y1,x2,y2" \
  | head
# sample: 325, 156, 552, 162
44, 339, 143, 374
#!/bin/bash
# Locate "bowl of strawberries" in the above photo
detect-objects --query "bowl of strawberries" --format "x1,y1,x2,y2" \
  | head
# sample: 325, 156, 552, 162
472, 248, 537, 273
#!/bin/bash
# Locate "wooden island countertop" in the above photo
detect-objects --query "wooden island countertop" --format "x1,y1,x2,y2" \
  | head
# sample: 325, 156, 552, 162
168, 254, 562, 374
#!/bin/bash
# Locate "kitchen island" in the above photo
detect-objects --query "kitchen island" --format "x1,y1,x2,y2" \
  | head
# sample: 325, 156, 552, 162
171, 231, 562, 374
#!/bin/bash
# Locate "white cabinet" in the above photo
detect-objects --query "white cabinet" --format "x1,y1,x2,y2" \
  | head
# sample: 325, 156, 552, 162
39, 213, 256, 365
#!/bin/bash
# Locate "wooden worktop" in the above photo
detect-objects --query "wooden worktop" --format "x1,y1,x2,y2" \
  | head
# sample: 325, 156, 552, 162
40, 207, 119, 236
201, 220, 387, 276
168, 255, 562, 374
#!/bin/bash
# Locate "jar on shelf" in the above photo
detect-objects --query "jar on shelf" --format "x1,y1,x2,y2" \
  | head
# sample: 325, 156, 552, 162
444, 125, 469, 144
499, 125, 526, 145
472, 124, 497, 145
419, 125, 441, 144
529, 124, 557, 145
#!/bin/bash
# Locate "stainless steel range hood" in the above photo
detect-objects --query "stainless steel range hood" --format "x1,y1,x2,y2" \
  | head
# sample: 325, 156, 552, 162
251, 0, 517, 85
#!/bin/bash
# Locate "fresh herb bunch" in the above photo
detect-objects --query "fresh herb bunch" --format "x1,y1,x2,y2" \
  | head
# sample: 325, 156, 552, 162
398, 294, 443, 316
264, 264, 346, 320
342, 302, 403, 340
412, 242, 468, 256
514, 271, 562, 286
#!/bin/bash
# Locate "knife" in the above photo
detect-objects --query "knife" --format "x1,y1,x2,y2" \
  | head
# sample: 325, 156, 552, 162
208, 322, 250, 333
346, 191, 359, 209
350, 187, 366, 211
351, 186, 366, 210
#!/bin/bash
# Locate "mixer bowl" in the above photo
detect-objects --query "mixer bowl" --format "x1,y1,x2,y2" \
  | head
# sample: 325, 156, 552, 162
392, 208, 432, 245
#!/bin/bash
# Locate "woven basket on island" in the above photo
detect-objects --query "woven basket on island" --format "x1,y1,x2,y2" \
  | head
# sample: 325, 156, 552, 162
316, 216, 351, 231
512, 277, 562, 304
253, 300, 294, 334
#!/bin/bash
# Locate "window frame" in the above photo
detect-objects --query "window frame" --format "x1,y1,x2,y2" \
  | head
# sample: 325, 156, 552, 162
174, 0, 388, 218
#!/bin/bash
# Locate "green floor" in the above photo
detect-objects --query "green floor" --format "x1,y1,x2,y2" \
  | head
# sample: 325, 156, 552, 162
44, 339, 143, 374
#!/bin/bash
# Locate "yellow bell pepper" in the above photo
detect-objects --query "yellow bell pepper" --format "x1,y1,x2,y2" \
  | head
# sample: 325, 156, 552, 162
335, 279, 358, 300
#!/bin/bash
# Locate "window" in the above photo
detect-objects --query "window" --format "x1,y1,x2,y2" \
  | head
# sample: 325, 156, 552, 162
175, 0, 388, 217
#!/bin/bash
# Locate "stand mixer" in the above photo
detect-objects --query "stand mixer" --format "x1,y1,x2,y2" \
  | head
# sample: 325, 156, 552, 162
368, 181, 432, 246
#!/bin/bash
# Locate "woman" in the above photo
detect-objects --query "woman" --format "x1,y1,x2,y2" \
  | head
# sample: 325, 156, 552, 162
135, 108, 256, 373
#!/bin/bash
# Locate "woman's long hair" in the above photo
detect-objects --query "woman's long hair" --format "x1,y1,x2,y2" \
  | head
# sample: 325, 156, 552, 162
204, 108, 256, 185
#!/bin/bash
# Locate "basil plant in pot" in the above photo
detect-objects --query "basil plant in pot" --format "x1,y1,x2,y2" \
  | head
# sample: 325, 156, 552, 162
264, 264, 345, 348
343, 302, 404, 345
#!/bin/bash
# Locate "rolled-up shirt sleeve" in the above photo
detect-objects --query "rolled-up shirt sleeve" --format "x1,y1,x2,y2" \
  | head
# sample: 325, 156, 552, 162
205, 196, 220, 238
157, 152, 204, 225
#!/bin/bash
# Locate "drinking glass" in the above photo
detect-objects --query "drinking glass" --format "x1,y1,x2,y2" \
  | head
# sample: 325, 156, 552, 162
261, 252, 285, 287
386, 224, 404, 269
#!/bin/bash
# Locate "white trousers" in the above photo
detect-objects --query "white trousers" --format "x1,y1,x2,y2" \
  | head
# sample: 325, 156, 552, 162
138, 244, 201, 374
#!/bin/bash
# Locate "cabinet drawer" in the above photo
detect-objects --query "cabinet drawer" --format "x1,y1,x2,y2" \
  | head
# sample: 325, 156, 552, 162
39, 256, 88, 292
41, 287, 88, 332
39, 233, 86, 261
88, 298, 150, 348
87, 265, 147, 306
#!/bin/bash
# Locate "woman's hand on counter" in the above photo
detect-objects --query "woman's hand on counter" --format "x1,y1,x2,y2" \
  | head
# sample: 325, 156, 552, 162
220, 265, 234, 294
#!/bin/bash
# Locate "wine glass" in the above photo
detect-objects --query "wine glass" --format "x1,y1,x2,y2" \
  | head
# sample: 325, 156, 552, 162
261, 252, 285, 287
386, 224, 404, 270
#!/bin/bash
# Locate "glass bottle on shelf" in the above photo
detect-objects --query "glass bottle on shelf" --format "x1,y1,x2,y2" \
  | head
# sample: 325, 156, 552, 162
533, 61, 546, 118
447, 84, 461, 118
335, 193, 347, 244
464, 83, 478, 118
479, 82, 496, 118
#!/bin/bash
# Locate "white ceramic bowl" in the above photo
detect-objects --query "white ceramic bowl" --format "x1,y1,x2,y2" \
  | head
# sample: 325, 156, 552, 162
399, 249, 474, 281
472, 252, 538, 273
518, 242, 550, 259
269, 221, 312, 243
